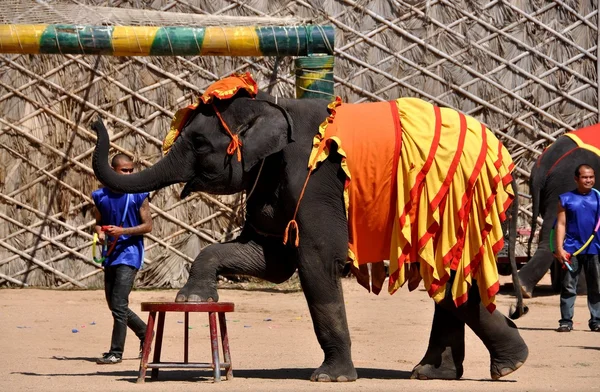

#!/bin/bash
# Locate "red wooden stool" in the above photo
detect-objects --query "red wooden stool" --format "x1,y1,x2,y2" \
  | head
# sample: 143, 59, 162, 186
137, 302, 234, 383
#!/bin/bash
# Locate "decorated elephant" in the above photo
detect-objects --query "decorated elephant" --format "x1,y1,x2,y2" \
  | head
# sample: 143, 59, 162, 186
91, 73, 528, 381
520, 124, 600, 296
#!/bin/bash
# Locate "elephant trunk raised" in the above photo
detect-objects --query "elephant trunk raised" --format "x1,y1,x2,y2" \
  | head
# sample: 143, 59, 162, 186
91, 118, 195, 193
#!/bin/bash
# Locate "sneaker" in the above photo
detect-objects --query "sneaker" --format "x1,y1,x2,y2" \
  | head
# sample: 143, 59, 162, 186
96, 353, 122, 364
591, 325, 600, 332
556, 325, 572, 332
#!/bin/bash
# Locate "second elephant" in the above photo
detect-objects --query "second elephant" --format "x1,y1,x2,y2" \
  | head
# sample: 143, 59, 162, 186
520, 124, 600, 295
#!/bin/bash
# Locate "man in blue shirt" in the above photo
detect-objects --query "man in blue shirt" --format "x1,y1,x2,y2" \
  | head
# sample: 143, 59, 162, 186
92, 154, 153, 364
554, 164, 600, 332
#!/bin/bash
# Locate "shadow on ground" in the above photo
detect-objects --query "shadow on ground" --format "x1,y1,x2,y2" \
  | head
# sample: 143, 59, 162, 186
499, 283, 558, 298
14, 367, 412, 383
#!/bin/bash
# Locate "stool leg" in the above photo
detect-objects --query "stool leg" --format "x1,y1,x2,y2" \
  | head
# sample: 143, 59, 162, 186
184, 312, 189, 363
151, 311, 166, 381
209, 311, 221, 382
137, 311, 156, 383
218, 312, 233, 380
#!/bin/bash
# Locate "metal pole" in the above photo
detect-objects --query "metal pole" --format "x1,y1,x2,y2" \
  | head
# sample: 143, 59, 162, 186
0, 24, 334, 57
294, 55, 335, 100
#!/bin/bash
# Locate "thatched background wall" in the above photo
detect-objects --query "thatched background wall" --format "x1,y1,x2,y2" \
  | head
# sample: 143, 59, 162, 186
0, 0, 598, 288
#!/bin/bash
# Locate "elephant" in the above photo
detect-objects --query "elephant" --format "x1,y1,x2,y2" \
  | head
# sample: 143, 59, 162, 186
91, 74, 528, 382
520, 127, 600, 296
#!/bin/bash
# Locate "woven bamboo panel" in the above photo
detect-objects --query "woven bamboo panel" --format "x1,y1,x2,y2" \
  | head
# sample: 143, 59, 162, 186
0, 0, 598, 288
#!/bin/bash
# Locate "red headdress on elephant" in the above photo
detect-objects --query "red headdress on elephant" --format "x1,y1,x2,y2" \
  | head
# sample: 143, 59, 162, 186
162, 72, 258, 159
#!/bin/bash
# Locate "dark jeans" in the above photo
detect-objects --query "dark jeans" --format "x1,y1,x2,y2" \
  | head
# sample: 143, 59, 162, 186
559, 254, 600, 329
104, 264, 147, 357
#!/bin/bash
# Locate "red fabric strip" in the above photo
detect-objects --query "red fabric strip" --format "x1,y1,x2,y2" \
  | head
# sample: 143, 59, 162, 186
388, 100, 403, 241
494, 134, 504, 169
487, 280, 500, 300
449, 122, 488, 271
427, 271, 450, 297
419, 111, 469, 252
429, 110, 467, 212
398, 105, 442, 229
400, 105, 443, 265
547, 147, 580, 176
454, 291, 469, 307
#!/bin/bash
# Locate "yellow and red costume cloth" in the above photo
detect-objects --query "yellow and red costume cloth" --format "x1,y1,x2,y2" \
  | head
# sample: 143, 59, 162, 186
309, 97, 515, 312
537, 123, 600, 175
563, 123, 600, 156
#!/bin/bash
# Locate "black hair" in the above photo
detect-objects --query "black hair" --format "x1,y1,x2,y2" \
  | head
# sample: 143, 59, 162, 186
575, 164, 594, 178
111, 153, 133, 169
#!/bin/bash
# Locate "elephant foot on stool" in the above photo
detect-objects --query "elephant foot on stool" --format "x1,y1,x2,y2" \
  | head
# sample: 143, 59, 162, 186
175, 282, 218, 303
310, 361, 358, 382
410, 346, 463, 380
490, 344, 528, 380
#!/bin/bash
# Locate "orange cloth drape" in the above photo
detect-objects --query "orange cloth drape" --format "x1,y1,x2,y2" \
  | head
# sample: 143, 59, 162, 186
309, 97, 514, 311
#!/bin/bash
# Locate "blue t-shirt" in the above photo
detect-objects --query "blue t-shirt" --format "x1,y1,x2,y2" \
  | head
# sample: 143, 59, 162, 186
92, 188, 149, 269
558, 190, 600, 254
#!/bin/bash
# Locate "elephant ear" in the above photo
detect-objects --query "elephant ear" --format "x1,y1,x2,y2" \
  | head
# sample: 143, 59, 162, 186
239, 99, 294, 172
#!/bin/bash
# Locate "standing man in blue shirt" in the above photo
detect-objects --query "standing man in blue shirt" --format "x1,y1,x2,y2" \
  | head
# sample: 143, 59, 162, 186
92, 153, 153, 364
554, 163, 600, 332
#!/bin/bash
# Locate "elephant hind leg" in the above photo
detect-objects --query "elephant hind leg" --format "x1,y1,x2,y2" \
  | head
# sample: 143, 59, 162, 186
455, 283, 529, 380
411, 303, 465, 380
486, 315, 528, 380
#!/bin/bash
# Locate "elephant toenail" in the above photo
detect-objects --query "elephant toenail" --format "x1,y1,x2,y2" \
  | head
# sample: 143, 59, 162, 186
317, 374, 332, 382
187, 294, 202, 302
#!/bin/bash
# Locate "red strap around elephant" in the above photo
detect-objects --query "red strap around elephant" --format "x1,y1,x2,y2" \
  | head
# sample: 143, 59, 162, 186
283, 168, 314, 247
212, 103, 243, 162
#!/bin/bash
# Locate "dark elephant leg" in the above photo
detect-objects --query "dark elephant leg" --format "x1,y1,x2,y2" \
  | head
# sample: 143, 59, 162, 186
454, 282, 528, 379
518, 211, 556, 296
411, 303, 465, 380
176, 232, 296, 302
413, 280, 527, 380
518, 247, 555, 296
296, 245, 357, 382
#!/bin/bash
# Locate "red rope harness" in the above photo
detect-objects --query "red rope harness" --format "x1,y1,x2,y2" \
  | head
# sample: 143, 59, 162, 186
211, 98, 306, 247
212, 103, 243, 162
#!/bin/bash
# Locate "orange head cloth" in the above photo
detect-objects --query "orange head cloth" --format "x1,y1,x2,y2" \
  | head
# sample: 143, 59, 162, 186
200, 72, 258, 161
162, 73, 257, 157
199, 72, 258, 104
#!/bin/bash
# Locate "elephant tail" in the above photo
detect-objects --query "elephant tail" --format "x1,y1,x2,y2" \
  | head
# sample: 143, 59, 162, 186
508, 177, 529, 320
526, 163, 543, 259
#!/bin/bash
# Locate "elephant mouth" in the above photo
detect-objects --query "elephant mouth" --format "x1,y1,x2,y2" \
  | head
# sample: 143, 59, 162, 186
180, 179, 203, 199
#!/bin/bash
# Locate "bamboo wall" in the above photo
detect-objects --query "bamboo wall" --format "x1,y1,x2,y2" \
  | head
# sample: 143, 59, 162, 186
0, 0, 598, 288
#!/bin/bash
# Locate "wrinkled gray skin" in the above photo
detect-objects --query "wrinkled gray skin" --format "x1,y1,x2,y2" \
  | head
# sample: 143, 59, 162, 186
92, 91, 528, 381
520, 136, 600, 295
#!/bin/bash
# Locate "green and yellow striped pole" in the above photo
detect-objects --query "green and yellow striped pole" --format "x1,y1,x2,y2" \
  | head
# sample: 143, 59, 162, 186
0, 24, 334, 57
295, 55, 335, 100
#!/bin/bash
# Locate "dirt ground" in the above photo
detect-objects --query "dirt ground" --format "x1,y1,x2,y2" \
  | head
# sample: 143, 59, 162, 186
1, 273, 599, 392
